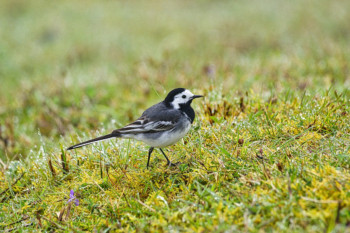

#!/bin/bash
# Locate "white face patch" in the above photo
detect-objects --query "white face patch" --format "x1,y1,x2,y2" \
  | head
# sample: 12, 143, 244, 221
171, 89, 194, 109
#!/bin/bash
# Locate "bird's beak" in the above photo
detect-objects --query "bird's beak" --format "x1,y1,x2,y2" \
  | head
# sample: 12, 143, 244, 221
192, 95, 204, 99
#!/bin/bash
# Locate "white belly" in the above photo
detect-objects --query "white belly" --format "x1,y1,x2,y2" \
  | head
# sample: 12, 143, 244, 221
131, 120, 192, 148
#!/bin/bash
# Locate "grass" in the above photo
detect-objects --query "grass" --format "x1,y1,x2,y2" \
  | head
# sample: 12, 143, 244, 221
1, 0, 350, 232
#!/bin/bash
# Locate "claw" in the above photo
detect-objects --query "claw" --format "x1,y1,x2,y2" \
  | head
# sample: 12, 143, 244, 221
166, 161, 181, 167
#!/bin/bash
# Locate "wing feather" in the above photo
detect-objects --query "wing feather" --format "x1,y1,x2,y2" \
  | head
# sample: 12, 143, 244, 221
117, 117, 175, 134
115, 102, 182, 135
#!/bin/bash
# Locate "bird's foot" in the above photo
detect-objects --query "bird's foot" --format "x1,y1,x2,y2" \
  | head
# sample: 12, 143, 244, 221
166, 161, 181, 167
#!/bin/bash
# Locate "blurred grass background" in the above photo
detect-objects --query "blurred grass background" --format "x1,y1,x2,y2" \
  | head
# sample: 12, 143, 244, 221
1, 0, 349, 94
1, 0, 350, 161
0, 0, 349, 161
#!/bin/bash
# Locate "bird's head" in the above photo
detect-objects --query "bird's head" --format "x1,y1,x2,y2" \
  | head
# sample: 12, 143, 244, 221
164, 88, 203, 109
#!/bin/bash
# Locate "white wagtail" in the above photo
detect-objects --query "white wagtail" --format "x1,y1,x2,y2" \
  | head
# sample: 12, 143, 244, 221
67, 88, 203, 168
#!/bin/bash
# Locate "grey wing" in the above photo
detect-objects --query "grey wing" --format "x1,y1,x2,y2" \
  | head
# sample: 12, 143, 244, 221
140, 102, 183, 122
117, 117, 175, 134
115, 102, 181, 134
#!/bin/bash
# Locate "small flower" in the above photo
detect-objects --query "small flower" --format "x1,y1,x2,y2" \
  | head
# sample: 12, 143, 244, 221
67, 190, 79, 206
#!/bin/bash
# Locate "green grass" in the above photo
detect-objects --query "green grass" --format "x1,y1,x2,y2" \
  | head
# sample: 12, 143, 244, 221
1, 0, 350, 232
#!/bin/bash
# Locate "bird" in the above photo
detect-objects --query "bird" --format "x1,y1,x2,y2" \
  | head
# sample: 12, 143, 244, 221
67, 88, 203, 168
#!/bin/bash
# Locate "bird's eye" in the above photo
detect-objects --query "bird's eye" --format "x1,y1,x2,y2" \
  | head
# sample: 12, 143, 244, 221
182, 95, 186, 99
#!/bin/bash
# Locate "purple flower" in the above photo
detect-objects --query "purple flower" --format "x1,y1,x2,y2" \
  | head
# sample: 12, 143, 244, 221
67, 190, 79, 206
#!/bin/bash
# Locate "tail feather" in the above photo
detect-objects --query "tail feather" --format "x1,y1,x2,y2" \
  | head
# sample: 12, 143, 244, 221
67, 132, 120, 150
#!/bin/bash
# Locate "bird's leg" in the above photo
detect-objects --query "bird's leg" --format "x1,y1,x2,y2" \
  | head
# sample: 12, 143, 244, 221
159, 148, 178, 167
147, 147, 154, 169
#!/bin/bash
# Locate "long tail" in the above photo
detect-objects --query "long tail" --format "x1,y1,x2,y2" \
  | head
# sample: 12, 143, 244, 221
67, 131, 120, 150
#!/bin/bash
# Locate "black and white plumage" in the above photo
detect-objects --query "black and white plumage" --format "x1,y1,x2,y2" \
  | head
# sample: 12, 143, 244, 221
67, 88, 203, 168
